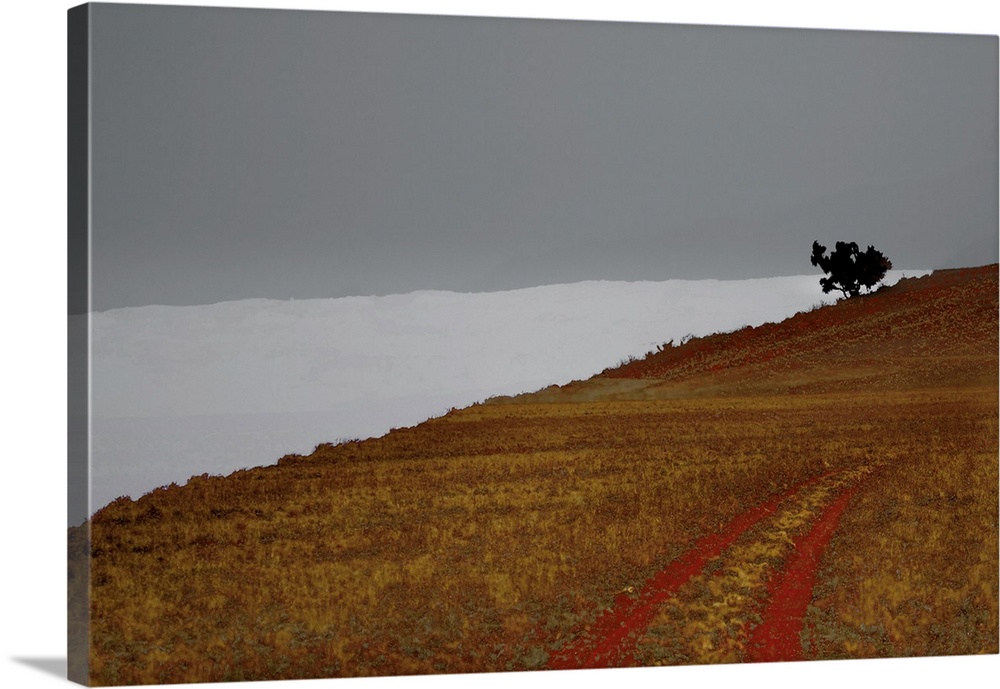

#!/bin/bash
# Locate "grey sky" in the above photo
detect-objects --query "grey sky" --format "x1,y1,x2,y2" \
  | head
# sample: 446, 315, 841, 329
85, 3, 998, 311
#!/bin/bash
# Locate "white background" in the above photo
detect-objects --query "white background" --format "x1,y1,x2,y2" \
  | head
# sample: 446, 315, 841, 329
2, 1, 997, 688
84, 274, 863, 525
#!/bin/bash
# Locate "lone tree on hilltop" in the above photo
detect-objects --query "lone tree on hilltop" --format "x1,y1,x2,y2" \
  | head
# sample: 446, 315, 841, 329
810, 240, 893, 298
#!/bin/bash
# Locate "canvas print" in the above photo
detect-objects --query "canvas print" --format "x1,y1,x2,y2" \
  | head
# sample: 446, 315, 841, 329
67, 3, 999, 686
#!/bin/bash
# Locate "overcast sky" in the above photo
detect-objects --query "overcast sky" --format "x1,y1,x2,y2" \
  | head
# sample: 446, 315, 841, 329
83, 3, 997, 311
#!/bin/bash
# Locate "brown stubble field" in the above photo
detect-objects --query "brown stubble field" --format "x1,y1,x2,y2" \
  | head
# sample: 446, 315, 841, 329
71, 266, 998, 685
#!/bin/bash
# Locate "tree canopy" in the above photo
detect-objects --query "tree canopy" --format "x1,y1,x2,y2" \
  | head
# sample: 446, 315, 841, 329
810, 241, 892, 298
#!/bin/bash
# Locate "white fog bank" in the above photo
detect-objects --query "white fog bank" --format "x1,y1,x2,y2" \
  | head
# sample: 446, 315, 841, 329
78, 271, 924, 524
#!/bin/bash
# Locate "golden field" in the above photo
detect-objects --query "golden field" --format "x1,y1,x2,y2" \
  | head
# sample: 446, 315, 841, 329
70, 265, 998, 684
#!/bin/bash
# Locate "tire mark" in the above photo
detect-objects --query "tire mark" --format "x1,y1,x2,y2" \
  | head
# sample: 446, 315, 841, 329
745, 482, 861, 663
547, 472, 835, 670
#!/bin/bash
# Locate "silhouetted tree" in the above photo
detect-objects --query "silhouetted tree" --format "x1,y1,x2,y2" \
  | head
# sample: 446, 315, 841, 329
810, 241, 892, 298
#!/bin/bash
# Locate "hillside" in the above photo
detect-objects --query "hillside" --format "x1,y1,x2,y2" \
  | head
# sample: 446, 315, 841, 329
71, 265, 998, 684
514, 264, 997, 401
610, 265, 996, 390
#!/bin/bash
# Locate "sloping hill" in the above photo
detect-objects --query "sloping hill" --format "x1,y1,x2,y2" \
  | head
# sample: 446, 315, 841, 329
514, 264, 997, 401
73, 265, 998, 684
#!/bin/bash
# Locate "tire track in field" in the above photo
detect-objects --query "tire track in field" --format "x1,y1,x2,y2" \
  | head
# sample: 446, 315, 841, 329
745, 481, 861, 662
548, 467, 870, 670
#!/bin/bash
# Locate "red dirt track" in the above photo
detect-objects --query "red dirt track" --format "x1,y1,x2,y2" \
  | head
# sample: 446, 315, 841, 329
746, 484, 861, 663
548, 472, 865, 670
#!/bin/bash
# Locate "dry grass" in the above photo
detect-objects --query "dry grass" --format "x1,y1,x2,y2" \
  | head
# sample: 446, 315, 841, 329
72, 265, 998, 684
804, 392, 999, 659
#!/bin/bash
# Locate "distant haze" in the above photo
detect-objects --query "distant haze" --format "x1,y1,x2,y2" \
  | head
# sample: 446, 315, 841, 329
81, 272, 929, 524
86, 5, 997, 311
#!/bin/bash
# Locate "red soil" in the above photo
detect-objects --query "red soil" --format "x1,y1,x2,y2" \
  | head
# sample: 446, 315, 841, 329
548, 472, 868, 669
603, 265, 998, 387
547, 473, 831, 670
746, 483, 862, 663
